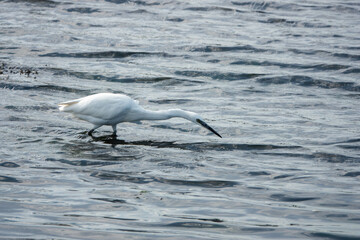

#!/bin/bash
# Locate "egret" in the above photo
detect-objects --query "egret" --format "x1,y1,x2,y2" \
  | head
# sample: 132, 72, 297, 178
58, 93, 222, 138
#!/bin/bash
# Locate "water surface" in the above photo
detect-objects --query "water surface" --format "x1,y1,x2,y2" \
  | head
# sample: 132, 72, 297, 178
1, 0, 360, 239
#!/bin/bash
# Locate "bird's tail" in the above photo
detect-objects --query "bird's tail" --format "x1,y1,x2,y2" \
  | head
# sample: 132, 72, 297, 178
58, 100, 80, 111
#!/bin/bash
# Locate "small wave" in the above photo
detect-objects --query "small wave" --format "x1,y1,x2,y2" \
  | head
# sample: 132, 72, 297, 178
165, 221, 227, 229
343, 172, 360, 177
47, 67, 174, 83
5, 105, 53, 112
46, 158, 118, 167
231, 60, 350, 71
313, 152, 360, 163
342, 68, 360, 74
191, 45, 268, 53
149, 99, 191, 105
175, 70, 264, 81
91, 198, 126, 204
105, 0, 160, 6
90, 170, 237, 188
90, 171, 152, 184
155, 177, 237, 188
288, 48, 360, 61
0, 175, 21, 183
270, 193, 318, 202
13, 0, 59, 7
306, 232, 360, 240
0, 162, 20, 168
256, 75, 360, 92
248, 171, 271, 176
260, 18, 331, 28
185, 6, 244, 13
39, 51, 172, 59
261, 152, 359, 163
66, 7, 100, 14
0, 82, 85, 93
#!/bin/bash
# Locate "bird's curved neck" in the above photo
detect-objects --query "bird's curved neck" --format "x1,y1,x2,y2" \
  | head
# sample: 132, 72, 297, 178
139, 109, 192, 121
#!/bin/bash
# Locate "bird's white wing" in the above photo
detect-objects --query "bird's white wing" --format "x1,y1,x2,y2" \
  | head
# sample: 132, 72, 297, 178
59, 93, 136, 121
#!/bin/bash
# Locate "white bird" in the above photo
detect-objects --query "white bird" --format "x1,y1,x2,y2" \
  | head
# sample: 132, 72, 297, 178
58, 93, 222, 138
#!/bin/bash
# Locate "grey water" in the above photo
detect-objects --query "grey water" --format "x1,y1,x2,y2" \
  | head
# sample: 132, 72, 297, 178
0, 0, 359, 239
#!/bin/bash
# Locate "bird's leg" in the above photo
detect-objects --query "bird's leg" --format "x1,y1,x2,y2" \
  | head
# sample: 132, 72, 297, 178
88, 125, 101, 136
111, 125, 117, 137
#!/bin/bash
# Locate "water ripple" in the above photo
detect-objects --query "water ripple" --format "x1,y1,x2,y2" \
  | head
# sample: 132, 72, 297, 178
39, 51, 174, 59
256, 75, 360, 92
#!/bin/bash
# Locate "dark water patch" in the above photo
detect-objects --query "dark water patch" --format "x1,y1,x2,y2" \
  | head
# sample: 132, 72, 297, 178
40, 51, 172, 59
166, 17, 184, 22
272, 174, 293, 180
248, 171, 271, 176
231, 59, 349, 71
47, 67, 173, 84
7, 0, 59, 7
157, 161, 195, 169
43, 222, 72, 227
103, 216, 137, 221
343, 68, 360, 74
7, 116, 29, 122
165, 221, 226, 229
149, 99, 191, 104
191, 45, 268, 53
94, 137, 302, 152
313, 152, 359, 163
91, 198, 126, 204
325, 138, 360, 145
106, 0, 160, 6
155, 177, 237, 188
117, 228, 153, 233
260, 152, 358, 163
175, 70, 264, 81
185, 6, 244, 13
288, 48, 360, 61
306, 232, 360, 240
105, 0, 128, 4
240, 227, 275, 232
256, 75, 360, 92
127, 9, 150, 14
326, 213, 348, 218
90, 171, 152, 184
270, 194, 318, 202
0, 162, 20, 168
5, 105, 53, 112
333, 52, 360, 61
66, 8, 100, 14
46, 158, 118, 167
0, 175, 21, 183
337, 145, 360, 150
170, 215, 224, 223
261, 18, 331, 28
90, 170, 236, 188
343, 172, 360, 177
0, 82, 85, 93
260, 18, 298, 25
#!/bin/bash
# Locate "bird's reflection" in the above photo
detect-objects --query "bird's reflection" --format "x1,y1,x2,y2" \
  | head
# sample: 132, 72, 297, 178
88, 133, 177, 149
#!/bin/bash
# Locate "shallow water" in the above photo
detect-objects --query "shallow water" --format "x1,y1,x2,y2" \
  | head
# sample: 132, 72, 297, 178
1, 0, 360, 239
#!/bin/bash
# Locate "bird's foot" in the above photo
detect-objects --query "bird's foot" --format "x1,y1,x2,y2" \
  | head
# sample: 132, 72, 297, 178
88, 129, 95, 136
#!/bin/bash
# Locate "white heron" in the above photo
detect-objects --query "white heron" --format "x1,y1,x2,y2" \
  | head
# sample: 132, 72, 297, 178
58, 93, 222, 138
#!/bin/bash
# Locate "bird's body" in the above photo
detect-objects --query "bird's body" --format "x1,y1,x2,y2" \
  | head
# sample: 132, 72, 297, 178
59, 93, 221, 138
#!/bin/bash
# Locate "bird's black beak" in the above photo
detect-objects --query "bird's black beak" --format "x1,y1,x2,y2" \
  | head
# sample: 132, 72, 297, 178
196, 119, 222, 138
